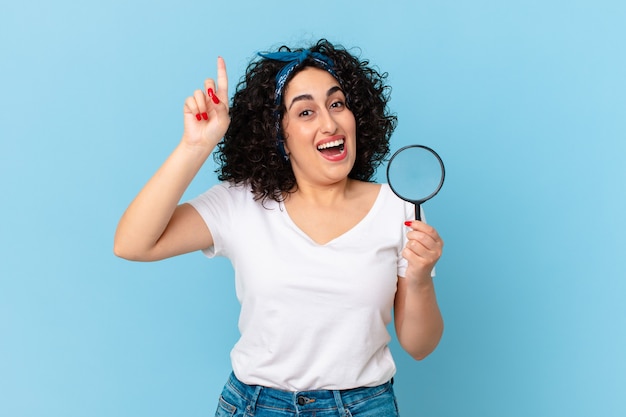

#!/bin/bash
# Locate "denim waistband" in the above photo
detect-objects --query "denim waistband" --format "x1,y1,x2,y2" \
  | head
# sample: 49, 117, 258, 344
225, 372, 394, 413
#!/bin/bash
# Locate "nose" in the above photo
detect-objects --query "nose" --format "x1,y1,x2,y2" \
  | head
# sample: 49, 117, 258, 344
318, 108, 338, 134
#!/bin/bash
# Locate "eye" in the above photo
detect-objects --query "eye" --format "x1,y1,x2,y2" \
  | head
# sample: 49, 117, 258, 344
298, 109, 313, 117
330, 100, 345, 110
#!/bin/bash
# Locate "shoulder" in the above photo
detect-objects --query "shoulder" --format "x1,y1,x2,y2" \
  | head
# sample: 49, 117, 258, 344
348, 180, 381, 199
377, 182, 414, 218
200, 181, 252, 199
349, 181, 409, 210
350, 181, 397, 198
187, 181, 255, 211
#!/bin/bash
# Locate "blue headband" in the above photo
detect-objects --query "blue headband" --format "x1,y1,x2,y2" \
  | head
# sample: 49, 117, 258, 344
257, 49, 338, 106
257, 49, 339, 160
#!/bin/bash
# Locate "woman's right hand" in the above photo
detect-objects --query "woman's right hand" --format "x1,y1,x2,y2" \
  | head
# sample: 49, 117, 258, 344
182, 56, 230, 150
114, 57, 228, 261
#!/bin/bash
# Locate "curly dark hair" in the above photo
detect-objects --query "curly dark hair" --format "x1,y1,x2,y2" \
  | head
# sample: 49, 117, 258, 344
214, 39, 397, 203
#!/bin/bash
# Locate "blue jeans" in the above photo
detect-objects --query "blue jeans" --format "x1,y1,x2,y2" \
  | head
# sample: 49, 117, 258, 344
215, 372, 400, 417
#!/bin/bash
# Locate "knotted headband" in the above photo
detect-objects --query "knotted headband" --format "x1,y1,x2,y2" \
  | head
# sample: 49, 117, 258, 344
257, 49, 338, 106
257, 49, 339, 160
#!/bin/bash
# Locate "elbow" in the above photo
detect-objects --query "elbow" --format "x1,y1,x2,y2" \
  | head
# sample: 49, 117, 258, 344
113, 241, 136, 260
405, 346, 434, 362
113, 244, 128, 260
405, 340, 441, 361
409, 350, 433, 361
113, 237, 150, 262
401, 324, 444, 362
113, 228, 133, 260
113, 226, 158, 261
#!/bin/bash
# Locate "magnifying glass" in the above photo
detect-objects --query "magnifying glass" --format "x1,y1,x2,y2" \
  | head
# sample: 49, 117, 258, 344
386, 144, 445, 221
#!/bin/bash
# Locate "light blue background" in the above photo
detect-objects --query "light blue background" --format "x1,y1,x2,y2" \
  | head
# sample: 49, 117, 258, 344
2, 1, 625, 416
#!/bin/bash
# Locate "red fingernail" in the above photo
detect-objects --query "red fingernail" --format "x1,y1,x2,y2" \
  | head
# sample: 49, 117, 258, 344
195, 113, 202, 121
404, 221, 413, 226
208, 88, 220, 104
202, 112, 208, 120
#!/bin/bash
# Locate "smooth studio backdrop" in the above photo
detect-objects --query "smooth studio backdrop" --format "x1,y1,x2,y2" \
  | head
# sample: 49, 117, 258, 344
1, 1, 625, 416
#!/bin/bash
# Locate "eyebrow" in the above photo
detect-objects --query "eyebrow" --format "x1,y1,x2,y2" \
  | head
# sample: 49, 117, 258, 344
287, 86, 344, 110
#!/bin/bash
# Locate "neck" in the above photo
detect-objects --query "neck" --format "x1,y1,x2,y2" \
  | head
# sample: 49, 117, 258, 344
288, 178, 354, 206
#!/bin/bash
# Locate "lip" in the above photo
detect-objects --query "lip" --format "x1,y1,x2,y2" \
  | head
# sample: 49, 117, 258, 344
315, 135, 344, 148
316, 135, 348, 162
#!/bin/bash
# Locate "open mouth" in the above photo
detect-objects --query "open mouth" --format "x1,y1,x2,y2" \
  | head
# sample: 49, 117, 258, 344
317, 138, 345, 157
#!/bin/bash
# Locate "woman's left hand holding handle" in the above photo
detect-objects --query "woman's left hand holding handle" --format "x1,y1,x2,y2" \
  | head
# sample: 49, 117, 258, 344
403, 221, 444, 286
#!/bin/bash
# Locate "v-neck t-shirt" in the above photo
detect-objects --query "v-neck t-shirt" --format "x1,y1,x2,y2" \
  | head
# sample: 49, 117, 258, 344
188, 181, 414, 391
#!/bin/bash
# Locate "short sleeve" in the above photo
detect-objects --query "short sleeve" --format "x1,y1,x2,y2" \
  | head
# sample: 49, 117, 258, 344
186, 182, 238, 258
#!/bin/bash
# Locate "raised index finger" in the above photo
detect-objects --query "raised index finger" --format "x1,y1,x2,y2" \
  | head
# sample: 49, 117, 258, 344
216, 56, 228, 102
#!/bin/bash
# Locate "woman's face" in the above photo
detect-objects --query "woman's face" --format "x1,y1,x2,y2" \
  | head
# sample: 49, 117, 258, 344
281, 67, 357, 187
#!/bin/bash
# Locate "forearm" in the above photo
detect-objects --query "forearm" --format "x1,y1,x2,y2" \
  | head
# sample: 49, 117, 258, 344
395, 276, 444, 360
114, 141, 213, 259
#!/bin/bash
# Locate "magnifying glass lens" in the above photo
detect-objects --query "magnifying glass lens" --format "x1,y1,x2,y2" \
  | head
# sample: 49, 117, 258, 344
386, 145, 445, 221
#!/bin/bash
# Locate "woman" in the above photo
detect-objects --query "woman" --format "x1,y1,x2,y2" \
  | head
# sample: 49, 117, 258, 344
114, 39, 444, 417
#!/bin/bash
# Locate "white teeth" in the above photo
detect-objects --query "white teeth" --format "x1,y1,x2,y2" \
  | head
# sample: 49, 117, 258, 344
317, 139, 345, 150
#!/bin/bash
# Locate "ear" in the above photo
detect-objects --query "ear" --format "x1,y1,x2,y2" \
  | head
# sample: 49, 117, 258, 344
280, 118, 291, 156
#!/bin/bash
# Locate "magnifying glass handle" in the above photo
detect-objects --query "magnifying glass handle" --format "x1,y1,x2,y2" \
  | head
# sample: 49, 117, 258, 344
415, 204, 422, 222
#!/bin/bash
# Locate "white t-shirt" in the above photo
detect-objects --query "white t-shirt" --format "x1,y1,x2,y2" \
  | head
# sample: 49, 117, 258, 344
188, 182, 414, 391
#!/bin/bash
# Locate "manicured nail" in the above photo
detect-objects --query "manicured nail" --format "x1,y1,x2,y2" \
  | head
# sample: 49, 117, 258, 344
195, 113, 202, 121
404, 221, 413, 227
202, 112, 208, 120
207, 88, 220, 104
